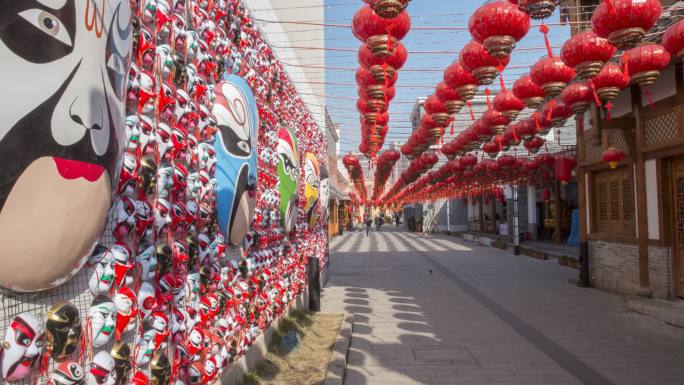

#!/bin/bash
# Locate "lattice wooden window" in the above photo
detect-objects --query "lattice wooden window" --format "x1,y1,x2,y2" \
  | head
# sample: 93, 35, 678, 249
592, 166, 634, 235
644, 111, 678, 147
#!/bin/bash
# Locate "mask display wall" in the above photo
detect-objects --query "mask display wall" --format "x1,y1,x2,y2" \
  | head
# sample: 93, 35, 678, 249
213, 75, 258, 245
276, 126, 299, 233
0, 0, 133, 292
0, 1, 330, 385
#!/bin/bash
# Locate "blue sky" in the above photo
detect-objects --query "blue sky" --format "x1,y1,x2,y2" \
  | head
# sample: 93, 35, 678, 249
320, 0, 572, 153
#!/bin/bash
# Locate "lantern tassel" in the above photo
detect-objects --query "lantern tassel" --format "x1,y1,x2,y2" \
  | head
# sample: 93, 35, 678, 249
546, 99, 556, 122
540, 22, 553, 57
485, 88, 492, 109
498, 65, 507, 91
466, 101, 475, 121
605, 102, 613, 121
589, 79, 603, 107
644, 88, 656, 112
450, 121, 455, 136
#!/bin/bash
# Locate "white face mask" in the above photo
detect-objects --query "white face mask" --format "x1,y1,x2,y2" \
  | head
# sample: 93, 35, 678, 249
1, 313, 44, 382
87, 296, 117, 348
88, 247, 116, 295
87, 351, 114, 385
0, 0, 133, 293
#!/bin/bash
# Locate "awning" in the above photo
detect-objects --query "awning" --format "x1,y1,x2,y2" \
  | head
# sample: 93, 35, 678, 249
329, 184, 349, 201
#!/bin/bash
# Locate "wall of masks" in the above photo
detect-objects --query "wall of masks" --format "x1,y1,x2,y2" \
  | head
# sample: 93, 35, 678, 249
0, 1, 329, 385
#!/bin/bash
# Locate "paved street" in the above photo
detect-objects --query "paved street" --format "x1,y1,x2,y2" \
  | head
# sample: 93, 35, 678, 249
322, 228, 684, 385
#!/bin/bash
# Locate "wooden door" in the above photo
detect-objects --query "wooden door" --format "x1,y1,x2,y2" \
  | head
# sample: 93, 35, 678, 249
671, 159, 684, 297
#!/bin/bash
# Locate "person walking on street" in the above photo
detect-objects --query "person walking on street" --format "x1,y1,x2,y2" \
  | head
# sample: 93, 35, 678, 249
365, 216, 372, 236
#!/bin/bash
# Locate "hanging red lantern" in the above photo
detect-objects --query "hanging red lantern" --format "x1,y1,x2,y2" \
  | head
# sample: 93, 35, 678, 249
593, 63, 630, 103
523, 136, 544, 154
482, 109, 509, 136
513, 75, 545, 109
352, 5, 411, 57
497, 154, 516, 168
663, 20, 684, 61
622, 44, 671, 87
356, 67, 398, 87
560, 31, 617, 79
460, 40, 510, 85
469, 0, 531, 59
482, 141, 500, 158
510, 0, 558, 20
591, 0, 662, 50
601, 147, 625, 169
550, 102, 573, 127
560, 82, 593, 116
554, 156, 574, 184
493, 91, 525, 122
514, 118, 538, 140
444, 61, 479, 101
435, 82, 464, 114
460, 154, 478, 169
531, 56, 576, 97
424, 95, 451, 126
363, 0, 411, 19
358, 43, 408, 82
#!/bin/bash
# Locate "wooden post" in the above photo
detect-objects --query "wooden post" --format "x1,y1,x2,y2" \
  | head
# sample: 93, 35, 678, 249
554, 179, 562, 243
632, 86, 650, 288
478, 196, 484, 233
491, 197, 497, 234
577, 115, 588, 242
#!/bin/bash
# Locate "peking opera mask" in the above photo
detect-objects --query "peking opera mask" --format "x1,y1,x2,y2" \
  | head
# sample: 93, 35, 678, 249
276, 126, 299, 233
87, 295, 117, 348
48, 361, 86, 385
0, 0, 133, 292
212, 75, 258, 246
87, 351, 114, 385
319, 167, 330, 222
303, 152, 321, 229
150, 352, 171, 385
109, 342, 131, 385
46, 302, 82, 359
0, 312, 44, 382
88, 244, 116, 295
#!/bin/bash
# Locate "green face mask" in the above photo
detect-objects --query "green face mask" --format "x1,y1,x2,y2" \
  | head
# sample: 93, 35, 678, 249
277, 127, 299, 232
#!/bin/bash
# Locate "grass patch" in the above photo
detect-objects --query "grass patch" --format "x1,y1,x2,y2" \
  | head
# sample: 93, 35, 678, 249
243, 311, 343, 385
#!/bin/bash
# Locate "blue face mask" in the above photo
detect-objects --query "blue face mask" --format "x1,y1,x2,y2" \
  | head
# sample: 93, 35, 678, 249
212, 75, 258, 245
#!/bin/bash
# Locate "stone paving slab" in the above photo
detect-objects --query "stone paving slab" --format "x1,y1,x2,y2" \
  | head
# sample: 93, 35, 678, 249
322, 229, 684, 385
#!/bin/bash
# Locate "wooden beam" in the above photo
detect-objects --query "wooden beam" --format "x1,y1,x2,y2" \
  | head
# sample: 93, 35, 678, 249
632, 85, 650, 288
554, 180, 562, 244
491, 197, 497, 234
577, 115, 588, 242
478, 196, 484, 233
601, 117, 636, 131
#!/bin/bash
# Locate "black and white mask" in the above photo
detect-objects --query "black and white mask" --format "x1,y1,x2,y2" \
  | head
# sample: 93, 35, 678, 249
0, 0, 133, 292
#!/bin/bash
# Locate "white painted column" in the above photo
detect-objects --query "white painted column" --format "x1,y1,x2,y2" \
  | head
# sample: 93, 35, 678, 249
527, 184, 538, 240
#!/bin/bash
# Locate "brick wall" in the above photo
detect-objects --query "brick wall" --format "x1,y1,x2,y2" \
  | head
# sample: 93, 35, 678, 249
589, 240, 672, 299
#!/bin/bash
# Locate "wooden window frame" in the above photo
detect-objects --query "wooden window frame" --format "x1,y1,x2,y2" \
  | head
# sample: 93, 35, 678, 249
587, 164, 636, 242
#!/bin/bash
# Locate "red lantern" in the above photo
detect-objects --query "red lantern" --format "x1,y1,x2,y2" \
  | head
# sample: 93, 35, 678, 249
560, 31, 616, 79
554, 156, 574, 184
542, 187, 551, 201
435, 82, 463, 114
460, 40, 510, 85
460, 154, 478, 169
482, 109, 509, 136
363, 0, 411, 19
513, 118, 537, 140
663, 20, 684, 61
424, 95, 450, 126
601, 147, 625, 169
560, 82, 593, 116
531, 56, 576, 97
356, 67, 398, 87
593, 63, 630, 103
622, 44, 671, 87
469, 0, 531, 59
513, 75, 545, 109
352, 5, 411, 57
510, 0, 558, 20
493, 91, 525, 122
497, 154, 516, 168
550, 102, 573, 127
591, 0, 661, 50
523, 136, 544, 154
444, 61, 479, 101
358, 43, 408, 82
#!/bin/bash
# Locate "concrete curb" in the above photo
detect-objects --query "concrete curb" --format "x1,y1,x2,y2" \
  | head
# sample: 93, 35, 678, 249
222, 291, 309, 385
627, 297, 684, 329
323, 313, 355, 385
